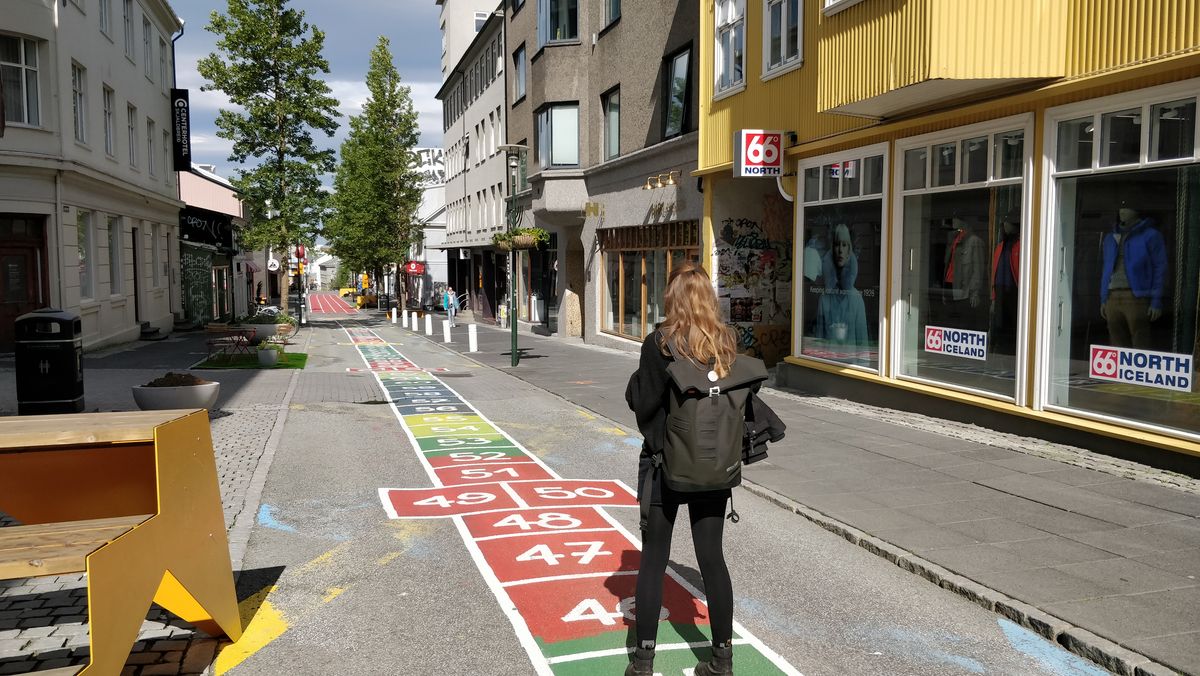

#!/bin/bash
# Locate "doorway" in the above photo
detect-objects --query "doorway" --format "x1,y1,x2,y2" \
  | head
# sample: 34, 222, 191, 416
130, 226, 142, 324
0, 215, 50, 352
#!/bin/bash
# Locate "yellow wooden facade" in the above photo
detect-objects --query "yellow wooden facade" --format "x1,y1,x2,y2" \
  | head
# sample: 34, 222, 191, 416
699, 0, 1200, 455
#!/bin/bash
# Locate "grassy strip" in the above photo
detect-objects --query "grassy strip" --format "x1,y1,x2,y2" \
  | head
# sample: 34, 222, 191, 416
194, 352, 308, 370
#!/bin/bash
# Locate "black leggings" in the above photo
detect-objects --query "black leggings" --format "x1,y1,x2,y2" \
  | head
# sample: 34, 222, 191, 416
634, 499, 733, 646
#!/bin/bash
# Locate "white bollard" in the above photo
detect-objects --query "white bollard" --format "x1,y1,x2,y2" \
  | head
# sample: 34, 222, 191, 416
401, 310, 408, 328
442, 320, 451, 343
410, 312, 418, 330
468, 324, 478, 352
424, 314, 433, 336
391, 307, 397, 324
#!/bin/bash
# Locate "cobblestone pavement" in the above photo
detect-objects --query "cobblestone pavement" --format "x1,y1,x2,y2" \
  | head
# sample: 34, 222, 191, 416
0, 330, 309, 675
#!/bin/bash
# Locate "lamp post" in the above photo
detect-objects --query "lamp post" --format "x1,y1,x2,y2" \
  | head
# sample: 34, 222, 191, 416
499, 144, 528, 368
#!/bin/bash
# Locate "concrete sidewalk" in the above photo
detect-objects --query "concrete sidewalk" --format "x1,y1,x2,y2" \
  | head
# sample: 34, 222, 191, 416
421, 320, 1200, 676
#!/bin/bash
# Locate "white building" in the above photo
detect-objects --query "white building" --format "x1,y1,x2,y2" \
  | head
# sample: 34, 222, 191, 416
0, 0, 183, 351
404, 148, 447, 309
436, 2, 509, 322
179, 164, 254, 323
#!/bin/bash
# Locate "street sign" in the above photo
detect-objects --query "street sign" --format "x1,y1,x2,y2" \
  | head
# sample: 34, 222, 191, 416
266, 258, 280, 272
733, 129, 784, 177
404, 261, 426, 275
170, 89, 191, 171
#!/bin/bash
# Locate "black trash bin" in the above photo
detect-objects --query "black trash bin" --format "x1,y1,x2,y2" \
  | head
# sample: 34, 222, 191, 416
15, 308, 84, 415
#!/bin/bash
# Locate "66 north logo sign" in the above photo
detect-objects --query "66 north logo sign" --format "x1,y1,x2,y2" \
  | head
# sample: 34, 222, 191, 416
1089, 345, 1193, 392
734, 130, 784, 177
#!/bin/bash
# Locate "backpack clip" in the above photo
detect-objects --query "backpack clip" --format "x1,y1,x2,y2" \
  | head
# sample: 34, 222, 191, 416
707, 386, 721, 397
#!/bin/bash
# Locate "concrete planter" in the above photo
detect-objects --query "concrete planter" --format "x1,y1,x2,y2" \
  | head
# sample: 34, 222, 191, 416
258, 349, 280, 366
131, 382, 221, 411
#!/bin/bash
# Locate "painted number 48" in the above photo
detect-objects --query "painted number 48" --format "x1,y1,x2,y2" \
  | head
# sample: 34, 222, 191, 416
562, 597, 667, 626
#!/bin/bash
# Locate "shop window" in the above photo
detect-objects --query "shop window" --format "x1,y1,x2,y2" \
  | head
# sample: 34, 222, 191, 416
1150, 99, 1196, 162
1, 35, 40, 127
903, 148, 926, 190
1056, 117, 1093, 171
798, 151, 885, 369
599, 223, 700, 340
1048, 97, 1200, 437
897, 125, 1028, 397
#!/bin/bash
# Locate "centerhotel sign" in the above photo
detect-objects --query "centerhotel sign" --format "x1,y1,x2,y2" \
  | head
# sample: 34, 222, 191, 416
171, 89, 191, 171
733, 130, 784, 178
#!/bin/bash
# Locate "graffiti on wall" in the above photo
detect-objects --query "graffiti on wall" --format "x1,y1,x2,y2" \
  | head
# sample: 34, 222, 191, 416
715, 194, 793, 366
181, 248, 214, 325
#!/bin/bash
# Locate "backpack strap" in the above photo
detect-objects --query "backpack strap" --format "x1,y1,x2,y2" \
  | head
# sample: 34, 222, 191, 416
638, 453, 662, 532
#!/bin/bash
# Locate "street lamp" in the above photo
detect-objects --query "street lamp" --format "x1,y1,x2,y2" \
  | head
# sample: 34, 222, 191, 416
499, 143, 528, 368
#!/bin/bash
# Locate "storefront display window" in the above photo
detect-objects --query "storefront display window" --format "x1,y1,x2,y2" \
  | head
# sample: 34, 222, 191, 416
798, 149, 885, 369
1047, 92, 1199, 437
898, 124, 1028, 398
599, 222, 699, 340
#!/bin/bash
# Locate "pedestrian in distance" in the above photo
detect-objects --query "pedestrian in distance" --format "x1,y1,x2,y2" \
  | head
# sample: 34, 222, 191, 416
623, 261, 743, 676
444, 286, 457, 327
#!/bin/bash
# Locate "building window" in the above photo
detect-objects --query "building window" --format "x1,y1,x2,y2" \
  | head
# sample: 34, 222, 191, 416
107, 215, 122, 295
537, 0, 578, 48
513, 44, 526, 101
102, 86, 114, 155
605, 0, 620, 25
159, 37, 167, 92
602, 87, 620, 161
142, 17, 152, 79
77, 210, 94, 300
127, 103, 138, 166
99, 0, 112, 35
536, 103, 578, 169
163, 128, 170, 180
600, 223, 700, 339
147, 118, 156, 176
897, 122, 1028, 398
123, 0, 134, 60
151, 223, 161, 287
715, 0, 745, 94
71, 63, 87, 143
1047, 91, 1199, 437
663, 47, 691, 138
475, 11, 489, 32
1, 35, 40, 127
764, 0, 800, 74
798, 149, 886, 370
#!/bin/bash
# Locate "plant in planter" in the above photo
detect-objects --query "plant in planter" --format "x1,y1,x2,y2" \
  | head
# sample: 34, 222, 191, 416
131, 372, 221, 411
257, 342, 283, 367
493, 226, 550, 251
239, 311, 298, 343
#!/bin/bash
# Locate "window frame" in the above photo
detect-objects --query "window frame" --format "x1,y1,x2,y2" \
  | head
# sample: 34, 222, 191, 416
536, 102, 579, 169
127, 103, 138, 167
823, 0, 868, 15
142, 16, 153, 80
107, 215, 122, 296
0, 34, 41, 128
159, 36, 167, 93
605, 0, 621, 27
123, 0, 134, 61
601, 86, 620, 161
77, 210, 95, 301
714, 0, 746, 98
537, 0, 579, 49
147, 117, 156, 176
99, 0, 112, 36
102, 85, 115, 156
474, 11, 489, 32
71, 62, 87, 144
662, 45, 692, 139
512, 43, 527, 103
762, 0, 802, 80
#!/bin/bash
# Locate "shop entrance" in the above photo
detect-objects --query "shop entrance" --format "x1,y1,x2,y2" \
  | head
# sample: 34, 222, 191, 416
0, 215, 49, 352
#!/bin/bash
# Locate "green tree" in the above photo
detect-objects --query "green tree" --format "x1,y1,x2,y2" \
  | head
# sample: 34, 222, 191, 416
198, 0, 340, 314
325, 36, 423, 307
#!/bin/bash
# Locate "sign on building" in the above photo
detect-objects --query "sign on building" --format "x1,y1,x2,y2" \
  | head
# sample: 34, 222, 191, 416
171, 89, 191, 171
733, 130, 784, 177
1089, 345, 1193, 392
924, 325, 988, 361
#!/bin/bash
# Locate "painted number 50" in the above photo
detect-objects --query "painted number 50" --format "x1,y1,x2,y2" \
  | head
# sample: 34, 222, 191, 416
534, 486, 615, 500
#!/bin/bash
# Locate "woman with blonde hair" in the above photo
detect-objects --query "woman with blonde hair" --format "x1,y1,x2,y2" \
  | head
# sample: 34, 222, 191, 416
624, 261, 741, 676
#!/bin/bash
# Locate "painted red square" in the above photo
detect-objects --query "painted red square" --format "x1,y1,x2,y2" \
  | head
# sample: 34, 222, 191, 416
463, 506, 615, 539
436, 463, 555, 486
505, 572, 708, 644
476, 530, 634, 584
508, 480, 637, 509
383, 484, 518, 518
424, 453, 532, 469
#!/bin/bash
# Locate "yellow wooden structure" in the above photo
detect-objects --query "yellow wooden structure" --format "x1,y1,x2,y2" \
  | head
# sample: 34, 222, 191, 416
0, 410, 243, 675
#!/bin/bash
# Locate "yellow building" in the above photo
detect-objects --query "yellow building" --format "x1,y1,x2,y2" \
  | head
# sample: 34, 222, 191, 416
698, 0, 1200, 459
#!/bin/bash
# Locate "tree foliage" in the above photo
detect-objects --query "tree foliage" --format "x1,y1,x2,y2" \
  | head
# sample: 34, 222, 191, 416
197, 0, 340, 312
325, 36, 423, 281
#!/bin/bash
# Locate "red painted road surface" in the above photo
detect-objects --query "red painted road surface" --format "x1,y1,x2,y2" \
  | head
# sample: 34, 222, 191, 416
309, 291, 358, 314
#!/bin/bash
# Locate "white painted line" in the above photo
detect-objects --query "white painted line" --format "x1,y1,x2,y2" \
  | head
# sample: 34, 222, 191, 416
473, 527, 618, 542
499, 481, 531, 510
372, 501, 637, 520
500, 570, 637, 588
547, 639, 753, 665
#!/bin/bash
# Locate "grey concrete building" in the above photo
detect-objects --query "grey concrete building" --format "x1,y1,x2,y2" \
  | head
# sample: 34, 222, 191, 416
504, 0, 700, 348
437, 3, 509, 323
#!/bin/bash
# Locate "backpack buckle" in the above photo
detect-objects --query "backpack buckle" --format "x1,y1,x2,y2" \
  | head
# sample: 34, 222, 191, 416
708, 386, 721, 397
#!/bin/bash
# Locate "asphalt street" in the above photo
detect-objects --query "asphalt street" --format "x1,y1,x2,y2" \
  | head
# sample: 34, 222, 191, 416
225, 315, 1113, 676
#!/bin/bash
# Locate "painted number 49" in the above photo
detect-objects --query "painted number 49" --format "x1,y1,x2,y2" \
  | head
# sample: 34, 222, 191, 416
412, 491, 495, 508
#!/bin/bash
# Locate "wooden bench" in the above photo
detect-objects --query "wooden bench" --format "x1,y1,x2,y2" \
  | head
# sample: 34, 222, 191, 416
0, 410, 243, 675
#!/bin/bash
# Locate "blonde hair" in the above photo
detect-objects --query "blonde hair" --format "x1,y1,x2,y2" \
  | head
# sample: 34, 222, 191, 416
658, 262, 738, 377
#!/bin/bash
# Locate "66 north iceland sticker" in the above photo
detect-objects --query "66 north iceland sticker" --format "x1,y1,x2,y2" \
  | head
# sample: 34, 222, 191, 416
1089, 345, 1193, 392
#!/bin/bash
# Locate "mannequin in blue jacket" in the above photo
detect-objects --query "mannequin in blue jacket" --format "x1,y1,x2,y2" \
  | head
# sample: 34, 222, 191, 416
1099, 206, 1167, 349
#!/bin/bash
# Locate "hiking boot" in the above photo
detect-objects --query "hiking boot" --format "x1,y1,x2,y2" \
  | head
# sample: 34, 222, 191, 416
624, 646, 655, 675
694, 643, 733, 675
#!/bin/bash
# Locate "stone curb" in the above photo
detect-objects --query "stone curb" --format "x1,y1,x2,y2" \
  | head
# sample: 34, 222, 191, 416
738, 481, 1181, 676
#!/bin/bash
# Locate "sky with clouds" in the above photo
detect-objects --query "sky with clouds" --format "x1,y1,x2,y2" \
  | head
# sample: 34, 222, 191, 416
173, 0, 443, 180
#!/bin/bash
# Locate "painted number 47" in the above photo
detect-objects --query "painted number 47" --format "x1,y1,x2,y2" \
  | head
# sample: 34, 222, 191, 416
515, 541, 611, 566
